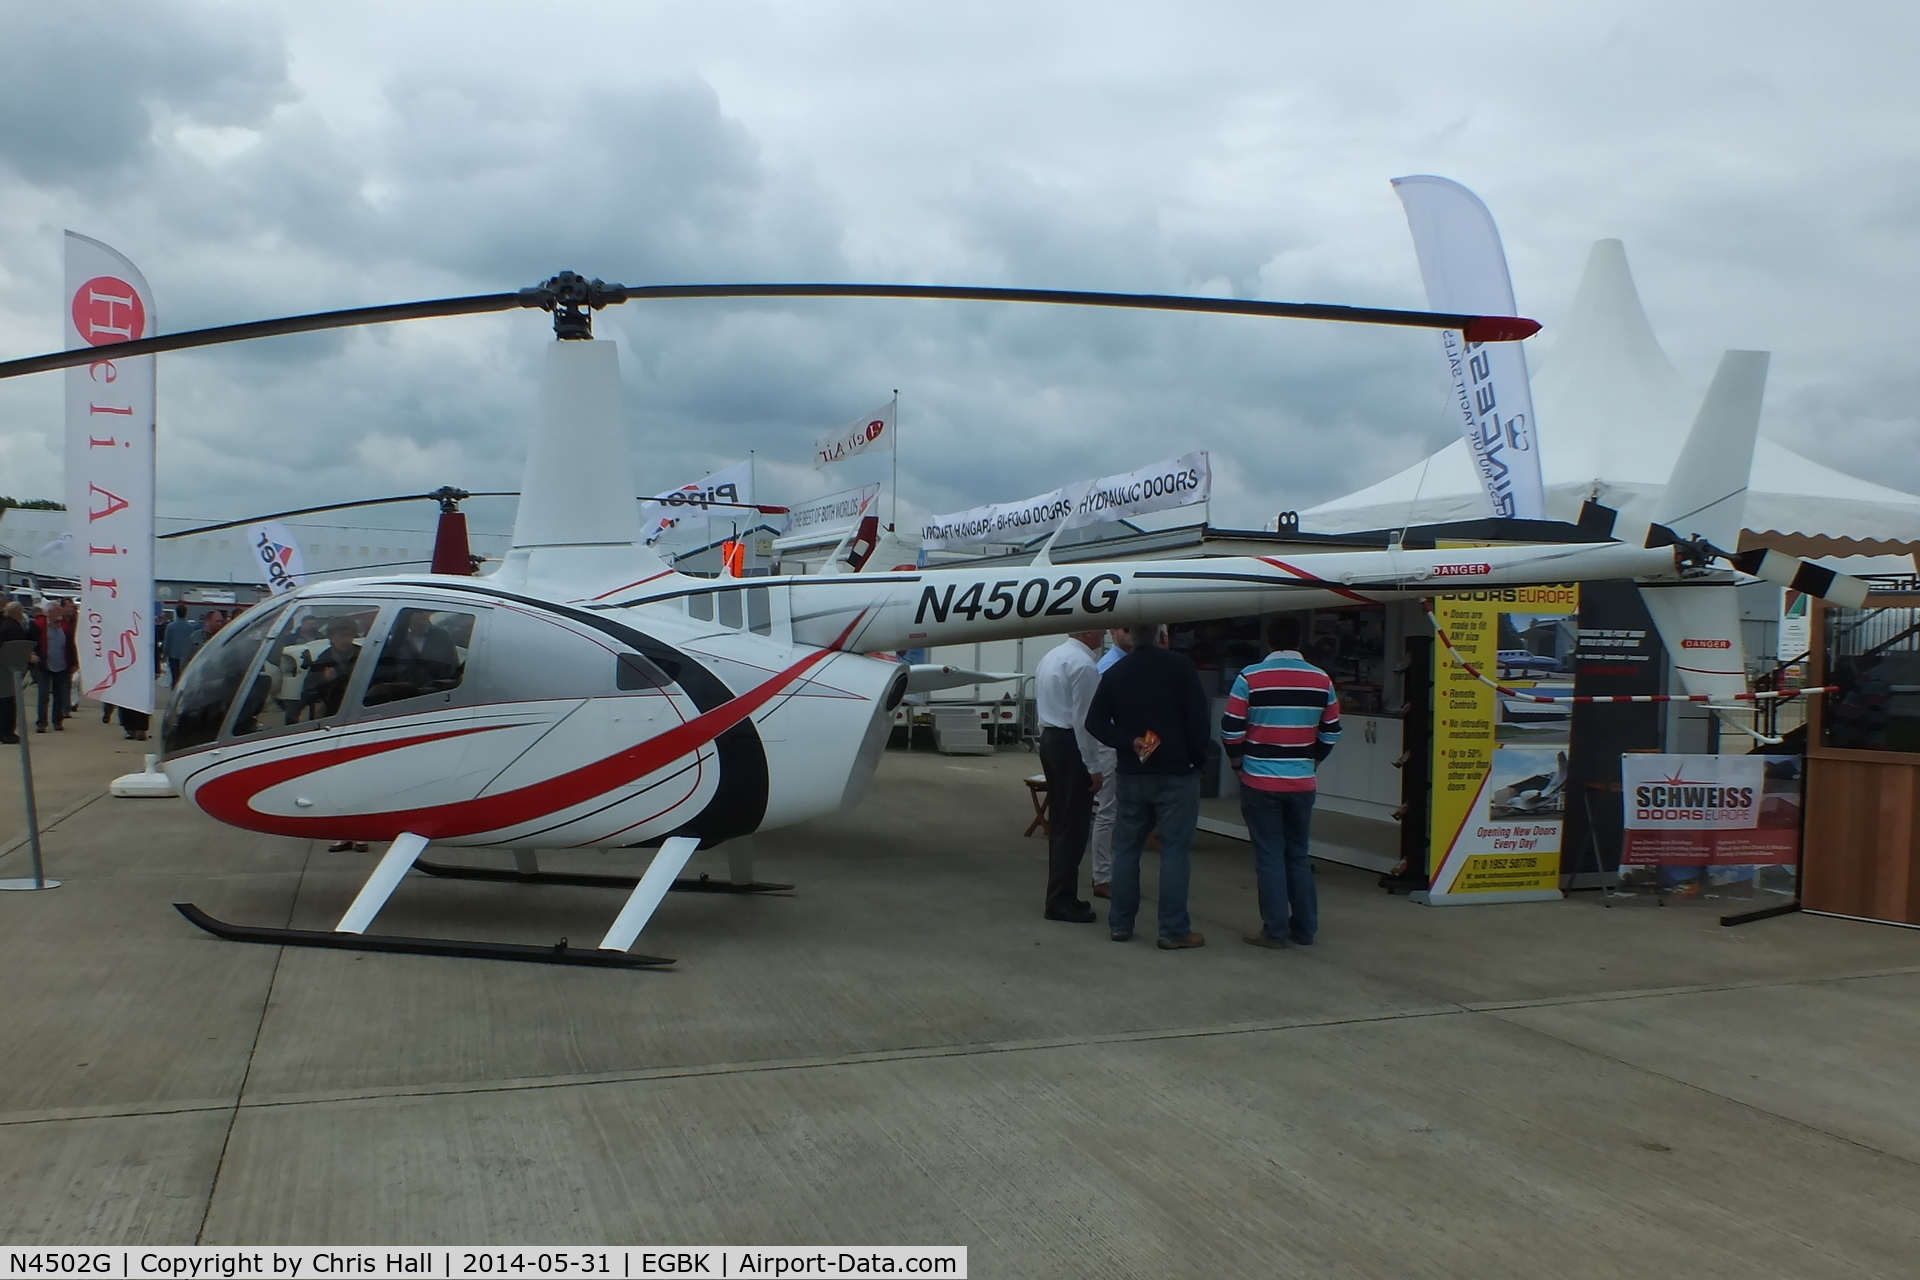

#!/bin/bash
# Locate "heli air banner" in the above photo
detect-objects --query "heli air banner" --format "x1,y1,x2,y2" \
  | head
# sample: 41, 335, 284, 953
1393, 176, 1546, 521
63, 231, 156, 714
814, 399, 895, 467
1424, 584, 1578, 904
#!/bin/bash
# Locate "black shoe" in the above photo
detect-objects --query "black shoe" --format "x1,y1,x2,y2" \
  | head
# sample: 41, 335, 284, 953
35, 725, 46, 733
1288, 934, 1315, 947
1110, 931, 1132, 942
1044, 902, 1098, 923
0, 735, 17, 744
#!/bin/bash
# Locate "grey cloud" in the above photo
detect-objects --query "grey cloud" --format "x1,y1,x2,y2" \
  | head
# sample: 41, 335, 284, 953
0, 0, 1915, 541
0, 2, 289, 185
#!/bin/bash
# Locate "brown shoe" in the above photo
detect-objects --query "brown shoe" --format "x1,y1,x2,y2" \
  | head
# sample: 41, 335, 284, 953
1092, 882, 1111, 899
1157, 932, 1205, 950
1243, 931, 1287, 949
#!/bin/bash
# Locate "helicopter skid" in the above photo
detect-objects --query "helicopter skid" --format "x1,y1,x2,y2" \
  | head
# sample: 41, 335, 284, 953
172, 902, 674, 968
412, 858, 794, 894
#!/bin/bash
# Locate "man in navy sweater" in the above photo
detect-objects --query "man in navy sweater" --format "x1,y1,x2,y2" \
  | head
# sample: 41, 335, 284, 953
1084, 624, 1211, 949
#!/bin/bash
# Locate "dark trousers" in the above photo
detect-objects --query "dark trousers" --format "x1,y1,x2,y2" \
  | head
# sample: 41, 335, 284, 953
36, 668, 72, 728
0, 695, 15, 739
1038, 727, 1093, 913
1240, 787, 1318, 942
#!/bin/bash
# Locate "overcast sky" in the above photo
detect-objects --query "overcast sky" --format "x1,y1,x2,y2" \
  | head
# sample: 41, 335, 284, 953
1, 1, 1915, 539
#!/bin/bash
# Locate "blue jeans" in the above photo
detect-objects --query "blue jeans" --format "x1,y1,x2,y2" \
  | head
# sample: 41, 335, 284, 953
1109, 772, 1200, 941
1240, 787, 1317, 942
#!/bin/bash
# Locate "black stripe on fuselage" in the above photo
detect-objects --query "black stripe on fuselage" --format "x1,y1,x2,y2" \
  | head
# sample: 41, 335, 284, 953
593, 573, 924, 612
1131, 568, 1401, 592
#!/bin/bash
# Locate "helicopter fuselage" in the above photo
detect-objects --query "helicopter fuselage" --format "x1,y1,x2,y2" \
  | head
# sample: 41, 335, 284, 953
158, 537, 1681, 851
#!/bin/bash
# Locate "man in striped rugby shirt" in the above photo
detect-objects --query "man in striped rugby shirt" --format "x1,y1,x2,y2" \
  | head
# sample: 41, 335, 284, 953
1220, 615, 1342, 948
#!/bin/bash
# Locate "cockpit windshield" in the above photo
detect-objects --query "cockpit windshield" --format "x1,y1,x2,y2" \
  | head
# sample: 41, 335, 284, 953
159, 602, 288, 755
231, 604, 382, 736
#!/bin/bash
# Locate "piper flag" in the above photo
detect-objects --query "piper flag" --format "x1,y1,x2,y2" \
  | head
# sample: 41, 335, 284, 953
1393, 175, 1546, 521
64, 231, 156, 714
249, 522, 308, 595
640, 458, 755, 545
814, 399, 895, 468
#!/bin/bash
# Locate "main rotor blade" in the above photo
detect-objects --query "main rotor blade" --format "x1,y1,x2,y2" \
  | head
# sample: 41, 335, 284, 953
0, 292, 526, 381
606, 282, 1539, 343
0, 275, 1538, 382
159, 492, 785, 540
159, 492, 518, 539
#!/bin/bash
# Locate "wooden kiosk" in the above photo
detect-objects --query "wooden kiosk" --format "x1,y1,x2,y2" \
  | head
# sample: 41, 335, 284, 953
1802, 590, 1920, 927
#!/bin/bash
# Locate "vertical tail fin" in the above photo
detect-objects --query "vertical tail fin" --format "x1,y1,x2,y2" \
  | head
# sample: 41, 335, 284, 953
496, 339, 670, 589
1649, 350, 1768, 551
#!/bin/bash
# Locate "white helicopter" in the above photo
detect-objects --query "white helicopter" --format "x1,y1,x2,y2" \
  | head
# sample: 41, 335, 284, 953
0, 273, 1865, 967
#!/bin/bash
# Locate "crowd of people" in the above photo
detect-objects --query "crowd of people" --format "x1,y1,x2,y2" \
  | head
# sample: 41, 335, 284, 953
0, 596, 263, 744
1034, 615, 1342, 951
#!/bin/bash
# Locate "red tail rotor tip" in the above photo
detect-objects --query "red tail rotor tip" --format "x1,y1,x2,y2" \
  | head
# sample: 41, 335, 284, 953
1462, 315, 1542, 343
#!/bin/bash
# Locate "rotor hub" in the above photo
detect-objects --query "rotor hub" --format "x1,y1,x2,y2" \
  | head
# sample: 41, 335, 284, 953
518, 271, 633, 340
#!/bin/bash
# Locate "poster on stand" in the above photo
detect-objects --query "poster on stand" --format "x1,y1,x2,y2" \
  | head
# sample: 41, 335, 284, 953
1778, 587, 1811, 677
1561, 581, 1666, 881
1422, 584, 1578, 904
1621, 753, 1800, 869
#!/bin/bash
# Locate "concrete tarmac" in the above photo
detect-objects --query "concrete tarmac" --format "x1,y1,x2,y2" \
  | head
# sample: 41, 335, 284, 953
2, 721, 1918, 1276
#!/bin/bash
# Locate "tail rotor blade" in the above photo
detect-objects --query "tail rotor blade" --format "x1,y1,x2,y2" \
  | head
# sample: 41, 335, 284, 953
1732, 548, 1870, 610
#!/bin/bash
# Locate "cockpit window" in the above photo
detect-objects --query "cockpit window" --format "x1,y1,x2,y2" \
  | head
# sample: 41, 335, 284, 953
160, 601, 289, 754
363, 608, 474, 708
231, 605, 381, 736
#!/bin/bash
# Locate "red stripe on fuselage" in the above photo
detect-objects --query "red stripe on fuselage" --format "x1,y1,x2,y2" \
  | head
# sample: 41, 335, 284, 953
194, 615, 866, 842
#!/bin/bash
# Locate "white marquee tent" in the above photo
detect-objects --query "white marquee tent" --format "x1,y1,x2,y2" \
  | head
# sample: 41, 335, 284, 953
1303, 239, 1920, 560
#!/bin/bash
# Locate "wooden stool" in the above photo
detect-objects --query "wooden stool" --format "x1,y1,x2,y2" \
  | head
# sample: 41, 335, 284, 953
1024, 774, 1050, 837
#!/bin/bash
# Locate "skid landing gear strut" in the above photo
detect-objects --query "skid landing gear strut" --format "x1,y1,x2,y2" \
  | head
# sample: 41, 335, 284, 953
172, 833, 763, 968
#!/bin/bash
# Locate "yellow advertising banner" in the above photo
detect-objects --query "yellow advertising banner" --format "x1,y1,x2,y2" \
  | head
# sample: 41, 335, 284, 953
1424, 584, 1578, 904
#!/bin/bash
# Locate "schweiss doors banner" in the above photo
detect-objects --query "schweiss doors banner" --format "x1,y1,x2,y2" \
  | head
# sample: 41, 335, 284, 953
1393, 176, 1546, 520
1621, 753, 1799, 867
922, 451, 1209, 550
64, 231, 156, 714
248, 522, 308, 595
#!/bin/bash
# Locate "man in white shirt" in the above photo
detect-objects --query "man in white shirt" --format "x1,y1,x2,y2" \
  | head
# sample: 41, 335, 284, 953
1034, 630, 1114, 922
